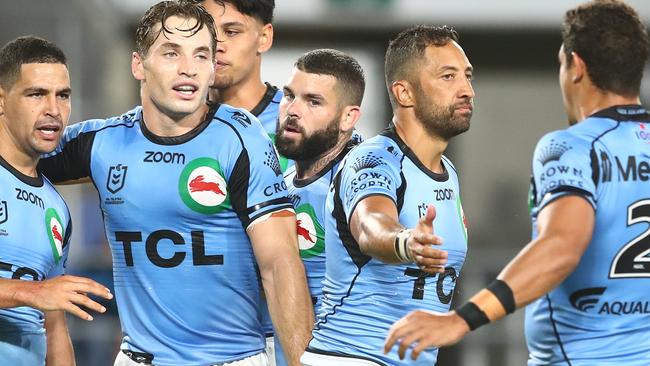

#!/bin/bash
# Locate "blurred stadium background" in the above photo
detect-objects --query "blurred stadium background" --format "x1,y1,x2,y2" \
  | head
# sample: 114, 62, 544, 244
1, 0, 649, 365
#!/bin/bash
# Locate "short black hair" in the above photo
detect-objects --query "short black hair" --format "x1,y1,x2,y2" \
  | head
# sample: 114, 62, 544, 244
385, 25, 459, 108
135, 0, 218, 57
0, 36, 67, 90
201, 0, 275, 24
562, 0, 649, 96
294, 49, 365, 107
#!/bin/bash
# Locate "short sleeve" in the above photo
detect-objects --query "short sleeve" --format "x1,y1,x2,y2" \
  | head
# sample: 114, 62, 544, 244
531, 130, 596, 211
339, 144, 402, 222
228, 132, 293, 229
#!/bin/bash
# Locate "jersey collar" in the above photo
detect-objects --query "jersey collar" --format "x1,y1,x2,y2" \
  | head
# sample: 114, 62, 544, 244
591, 104, 650, 122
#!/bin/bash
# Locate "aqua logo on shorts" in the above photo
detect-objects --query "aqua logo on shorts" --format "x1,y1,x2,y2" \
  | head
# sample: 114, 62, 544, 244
179, 157, 230, 214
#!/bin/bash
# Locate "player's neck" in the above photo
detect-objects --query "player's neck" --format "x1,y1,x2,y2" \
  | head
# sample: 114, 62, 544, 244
576, 88, 641, 121
141, 100, 210, 137
295, 134, 350, 180
209, 77, 267, 112
0, 131, 38, 177
393, 114, 448, 174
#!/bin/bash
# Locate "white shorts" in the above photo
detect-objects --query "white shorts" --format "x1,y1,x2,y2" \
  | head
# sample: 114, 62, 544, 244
114, 350, 269, 366
265, 335, 276, 366
300, 350, 382, 366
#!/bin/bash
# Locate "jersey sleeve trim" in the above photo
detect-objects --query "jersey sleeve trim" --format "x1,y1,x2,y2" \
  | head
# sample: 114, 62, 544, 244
538, 186, 596, 212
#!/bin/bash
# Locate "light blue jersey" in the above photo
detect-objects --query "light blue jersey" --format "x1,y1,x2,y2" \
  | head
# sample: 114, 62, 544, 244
308, 127, 468, 366
0, 155, 71, 366
38, 104, 292, 366
526, 105, 650, 365
254, 83, 293, 174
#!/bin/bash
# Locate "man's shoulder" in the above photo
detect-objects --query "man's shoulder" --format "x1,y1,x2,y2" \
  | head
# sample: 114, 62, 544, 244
67, 106, 141, 137
213, 104, 266, 139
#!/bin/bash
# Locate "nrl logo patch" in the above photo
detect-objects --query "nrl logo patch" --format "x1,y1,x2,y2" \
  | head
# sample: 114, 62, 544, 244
179, 158, 230, 214
106, 164, 128, 194
0, 201, 7, 224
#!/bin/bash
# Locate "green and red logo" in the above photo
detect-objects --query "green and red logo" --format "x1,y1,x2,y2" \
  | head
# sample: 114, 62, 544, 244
179, 158, 230, 214
295, 204, 324, 258
45, 208, 64, 264
268, 133, 290, 173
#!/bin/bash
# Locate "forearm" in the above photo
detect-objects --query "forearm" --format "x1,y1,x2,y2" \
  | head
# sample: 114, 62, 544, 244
263, 254, 313, 365
0, 278, 38, 309
45, 311, 75, 366
355, 211, 406, 263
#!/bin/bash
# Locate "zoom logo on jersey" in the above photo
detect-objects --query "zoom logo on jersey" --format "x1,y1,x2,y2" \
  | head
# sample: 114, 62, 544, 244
45, 208, 65, 264
537, 139, 571, 166
15, 188, 44, 209
570, 287, 606, 312
179, 158, 230, 214
107, 164, 128, 194
0, 201, 7, 224
295, 204, 325, 258
143, 151, 185, 164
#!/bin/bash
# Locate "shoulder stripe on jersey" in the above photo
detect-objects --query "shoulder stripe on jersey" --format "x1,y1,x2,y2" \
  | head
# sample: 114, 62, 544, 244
441, 155, 458, 175
589, 121, 620, 189
246, 197, 292, 216
216, 117, 245, 147
332, 171, 372, 268
396, 155, 407, 212
545, 294, 573, 365
305, 347, 388, 366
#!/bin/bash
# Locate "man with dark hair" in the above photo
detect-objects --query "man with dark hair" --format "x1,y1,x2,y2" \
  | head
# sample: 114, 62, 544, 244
197, 2, 293, 363
38, 1, 313, 365
385, 1, 650, 364
303, 25, 473, 366
200, 0, 292, 171
273, 48, 365, 365
0, 35, 112, 366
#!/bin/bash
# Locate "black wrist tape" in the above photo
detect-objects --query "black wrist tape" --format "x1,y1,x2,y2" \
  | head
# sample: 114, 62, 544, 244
455, 302, 489, 331
486, 279, 516, 314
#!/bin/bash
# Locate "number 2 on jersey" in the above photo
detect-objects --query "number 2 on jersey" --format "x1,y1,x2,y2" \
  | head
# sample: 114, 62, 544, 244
610, 199, 650, 278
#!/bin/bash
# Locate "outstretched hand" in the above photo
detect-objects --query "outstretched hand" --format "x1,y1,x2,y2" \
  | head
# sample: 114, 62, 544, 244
384, 309, 469, 360
408, 204, 447, 274
17, 275, 113, 321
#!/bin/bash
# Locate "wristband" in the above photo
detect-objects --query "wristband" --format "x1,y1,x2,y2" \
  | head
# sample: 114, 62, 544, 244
486, 279, 516, 314
455, 302, 489, 331
393, 228, 413, 262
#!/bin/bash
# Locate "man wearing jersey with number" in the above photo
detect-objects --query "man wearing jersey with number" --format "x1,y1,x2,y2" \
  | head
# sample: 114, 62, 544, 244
302, 25, 473, 366
0, 36, 112, 366
38, 2, 313, 366
272, 48, 365, 365
385, 1, 650, 364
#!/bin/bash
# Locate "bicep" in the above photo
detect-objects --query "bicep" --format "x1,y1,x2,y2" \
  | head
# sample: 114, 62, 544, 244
247, 213, 298, 271
536, 194, 595, 257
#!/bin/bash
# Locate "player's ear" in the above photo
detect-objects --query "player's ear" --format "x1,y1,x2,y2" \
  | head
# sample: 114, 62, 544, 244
570, 51, 585, 84
131, 52, 145, 81
391, 80, 415, 108
257, 23, 273, 54
339, 105, 361, 132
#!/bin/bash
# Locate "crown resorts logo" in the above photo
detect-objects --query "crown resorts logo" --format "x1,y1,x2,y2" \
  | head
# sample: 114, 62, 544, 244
295, 204, 325, 258
351, 152, 386, 173
179, 158, 230, 214
45, 208, 64, 264
537, 139, 572, 166
268, 133, 290, 173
